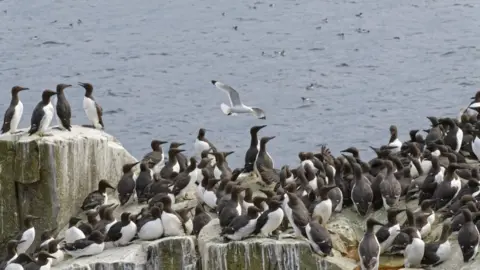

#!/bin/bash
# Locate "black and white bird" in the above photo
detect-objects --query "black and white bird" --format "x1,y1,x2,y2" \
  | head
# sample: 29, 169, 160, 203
358, 218, 384, 270
80, 179, 115, 211
253, 200, 284, 237
65, 216, 86, 244
211, 80, 266, 119
1, 86, 28, 134
15, 215, 40, 254
194, 128, 217, 159
137, 206, 164, 240
106, 212, 137, 246
458, 209, 480, 262
79, 82, 104, 129
117, 162, 139, 206
55, 83, 72, 131
64, 230, 105, 258
305, 216, 333, 256
28, 90, 57, 136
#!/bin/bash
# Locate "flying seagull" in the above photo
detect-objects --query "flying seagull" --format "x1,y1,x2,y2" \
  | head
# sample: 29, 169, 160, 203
211, 80, 266, 120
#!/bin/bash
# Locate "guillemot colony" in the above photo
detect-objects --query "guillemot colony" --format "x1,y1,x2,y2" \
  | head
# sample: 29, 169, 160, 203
3, 85, 480, 269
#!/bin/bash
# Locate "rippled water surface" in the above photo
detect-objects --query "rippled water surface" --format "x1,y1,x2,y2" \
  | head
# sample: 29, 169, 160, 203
1, 0, 480, 167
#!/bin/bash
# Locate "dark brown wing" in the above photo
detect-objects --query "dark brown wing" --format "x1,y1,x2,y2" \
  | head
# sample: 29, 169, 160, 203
95, 102, 104, 128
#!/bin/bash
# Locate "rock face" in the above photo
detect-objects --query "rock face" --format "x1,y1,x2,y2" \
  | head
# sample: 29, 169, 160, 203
0, 126, 136, 250
53, 236, 198, 270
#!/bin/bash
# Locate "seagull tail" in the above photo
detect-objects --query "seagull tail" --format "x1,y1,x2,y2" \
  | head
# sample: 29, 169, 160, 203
252, 107, 266, 120
220, 103, 232, 115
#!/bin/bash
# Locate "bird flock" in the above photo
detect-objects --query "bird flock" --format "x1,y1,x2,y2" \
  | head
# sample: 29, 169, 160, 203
3, 85, 480, 270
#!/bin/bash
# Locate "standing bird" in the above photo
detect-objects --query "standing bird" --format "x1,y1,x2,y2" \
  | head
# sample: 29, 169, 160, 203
135, 162, 153, 204
358, 218, 384, 270
28, 90, 57, 136
458, 209, 480, 262
387, 125, 402, 153
403, 227, 425, 268
80, 179, 115, 211
255, 136, 275, 172
0, 240, 25, 267
379, 160, 401, 210
142, 140, 168, 175
79, 82, 104, 129
15, 215, 40, 254
55, 83, 72, 131
117, 162, 139, 205
244, 125, 267, 173
305, 216, 333, 256
17, 251, 56, 270
1, 86, 28, 134
253, 200, 284, 237
194, 128, 217, 159
211, 80, 266, 119
64, 217, 85, 244
192, 204, 212, 236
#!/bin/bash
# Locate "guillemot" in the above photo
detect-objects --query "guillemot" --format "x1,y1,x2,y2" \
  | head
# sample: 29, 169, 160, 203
255, 136, 275, 172
378, 160, 401, 210
135, 162, 153, 204
243, 125, 267, 173
1, 86, 28, 134
0, 240, 25, 267
65, 217, 85, 244
376, 208, 405, 254
137, 206, 164, 240
80, 179, 115, 211
458, 209, 480, 262
160, 148, 185, 179
117, 161, 139, 205
284, 192, 310, 239
142, 140, 168, 175
221, 206, 261, 241
15, 215, 40, 254
194, 128, 217, 159
421, 221, 452, 266
28, 90, 57, 136
439, 118, 463, 152
305, 215, 333, 256
402, 226, 425, 268
64, 230, 105, 258
358, 218, 384, 270
159, 196, 186, 236
106, 212, 137, 246
192, 204, 212, 236
79, 82, 104, 129
387, 125, 402, 153
252, 199, 284, 237
172, 157, 197, 199
55, 83, 72, 131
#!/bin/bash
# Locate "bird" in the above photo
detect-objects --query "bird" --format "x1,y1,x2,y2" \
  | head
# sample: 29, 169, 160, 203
106, 212, 137, 246
64, 217, 85, 244
358, 218, 384, 270
15, 215, 40, 254
79, 82, 104, 129
28, 90, 57, 136
194, 128, 217, 159
55, 83, 73, 131
211, 80, 266, 119
117, 161, 139, 206
64, 230, 105, 258
80, 179, 115, 211
1, 86, 28, 134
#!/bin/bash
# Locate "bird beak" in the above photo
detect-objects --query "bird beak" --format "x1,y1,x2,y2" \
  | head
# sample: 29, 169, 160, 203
20, 87, 29, 91
471, 97, 475, 99
159, 140, 168, 145
65, 84, 72, 88
267, 136, 276, 141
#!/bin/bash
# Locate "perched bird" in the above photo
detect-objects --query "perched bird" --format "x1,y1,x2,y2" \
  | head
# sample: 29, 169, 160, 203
142, 140, 168, 175
243, 125, 267, 173
253, 200, 284, 237
79, 82, 104, 129
221, 206, 261, 241
55, 83, 73, 131
4, 253, 34, 270
64, 230, 105, 258
28, 90, 57, 136
211, 80, 266, 119
15, 215, 40, 254
137, 206, 164, 240
458, 209, 480, 262
1, 86, 28, 134
194, 128, 217, 159
135, 162, 153, 204
0, 240, 25, 268
81, 179, 115, 211
358, 218, 384, 270
117, 161, 139, 205
106, 212, 137, 246
12, 251, 55, 270
192, 204, 212, 236
305, 216, 333, 256
65, 217, 85, 244
403, 227, 425, 268
387, 125, 402, 153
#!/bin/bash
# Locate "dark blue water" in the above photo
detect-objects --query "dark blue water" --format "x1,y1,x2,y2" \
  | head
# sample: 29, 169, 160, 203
1, 0, 479, 167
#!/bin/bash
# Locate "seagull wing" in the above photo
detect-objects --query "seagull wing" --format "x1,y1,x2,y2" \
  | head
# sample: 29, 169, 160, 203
213, 81, 242, 106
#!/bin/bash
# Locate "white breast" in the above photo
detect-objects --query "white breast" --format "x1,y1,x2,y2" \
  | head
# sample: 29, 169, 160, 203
10, 101, 23, 133
388, 139, 402, 153
65, 227, 86, 244
138, 218, 164, 240
5, 263, 23, 270
404, 238, 425, 268
309, 177, 318, 191
105, 220, 117, 233
380, 224, 400, 253
39, 102, 54, 132
455, 129, 463, 152
51, 249, 65, 266
203, 190, 217, 209
473, 137, 480, 161
115, 221, 137, 246
161, 212, 185, 237
436, 240, 451, 263
260, 208, 284, 236
195, 185, 205, 203
7, 254, 17, 264
17, 227, 35, 254
184, 219, 193, 235
194, 139, 210, 158
66, 242, 105, 258
172, 161, 180, 173
213, 166, 222, 179
301, 160, 317, 173
313, 199, 332, 225
152, 156, 165, 174
83, 97, 101, 128
225, 219, 257, 241
434, 167, 445, 184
